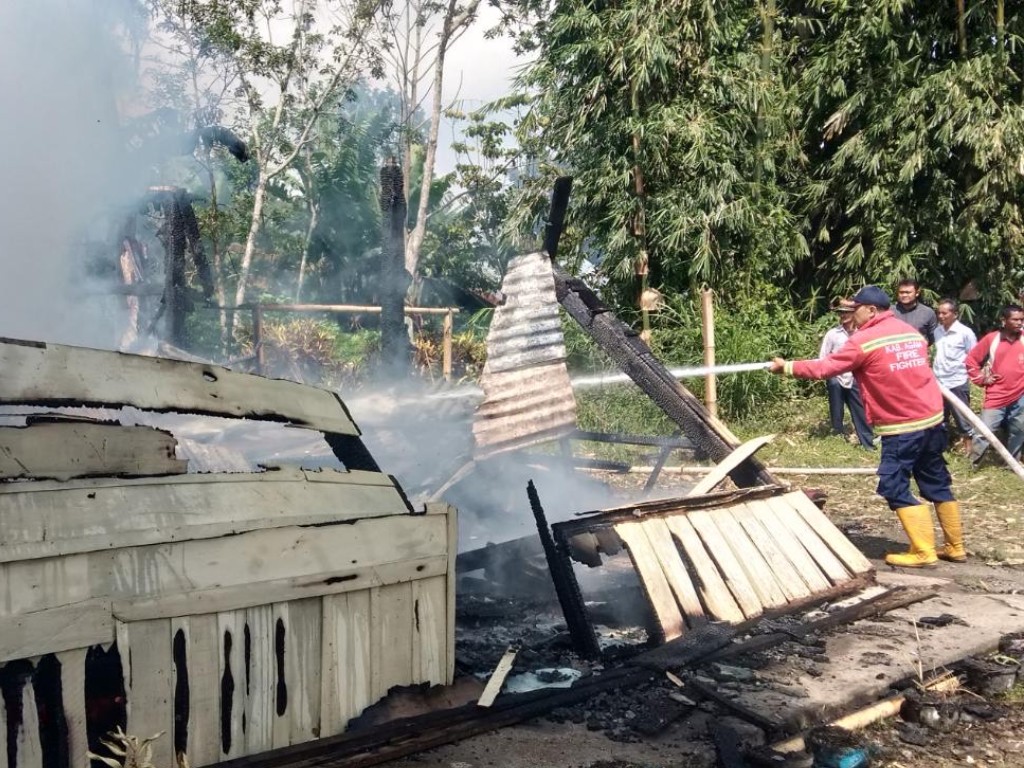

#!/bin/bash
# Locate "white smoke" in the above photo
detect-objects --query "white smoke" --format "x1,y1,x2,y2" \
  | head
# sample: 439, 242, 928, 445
0, 0, 147, 347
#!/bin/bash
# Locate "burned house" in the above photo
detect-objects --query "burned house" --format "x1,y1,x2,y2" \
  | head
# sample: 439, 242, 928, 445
0, 338, 456, 767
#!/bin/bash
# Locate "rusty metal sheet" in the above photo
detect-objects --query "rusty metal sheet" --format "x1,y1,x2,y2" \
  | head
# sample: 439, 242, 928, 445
473, 252, 576, 456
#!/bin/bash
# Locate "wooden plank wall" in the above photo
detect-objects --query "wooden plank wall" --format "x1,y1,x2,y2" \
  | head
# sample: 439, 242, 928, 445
0, 499, 456, 768
613, 491, 874, 638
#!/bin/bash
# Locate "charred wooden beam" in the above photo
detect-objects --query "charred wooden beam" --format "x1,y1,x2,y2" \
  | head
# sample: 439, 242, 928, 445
214, 666, 650, 768
543, 176, 573, 260
553, 267, 776, 489
528, 480, 601, 658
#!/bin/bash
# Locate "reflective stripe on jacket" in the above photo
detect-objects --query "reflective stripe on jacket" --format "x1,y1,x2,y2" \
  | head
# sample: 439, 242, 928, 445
783, 311, 943, 435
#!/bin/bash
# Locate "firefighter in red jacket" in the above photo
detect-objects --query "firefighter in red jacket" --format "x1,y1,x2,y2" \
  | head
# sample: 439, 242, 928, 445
768, 286, 964, 567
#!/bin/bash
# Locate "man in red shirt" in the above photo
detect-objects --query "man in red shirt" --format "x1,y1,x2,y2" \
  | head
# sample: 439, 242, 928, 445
769, 286, 964, 567
965, 305, 1024, 467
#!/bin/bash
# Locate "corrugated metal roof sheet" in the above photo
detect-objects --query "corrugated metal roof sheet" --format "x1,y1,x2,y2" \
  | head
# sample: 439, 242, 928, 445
473, 252, 577, 456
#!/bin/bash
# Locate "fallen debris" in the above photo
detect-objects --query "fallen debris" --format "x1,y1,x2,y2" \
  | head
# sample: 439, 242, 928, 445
477, 647, 519, 707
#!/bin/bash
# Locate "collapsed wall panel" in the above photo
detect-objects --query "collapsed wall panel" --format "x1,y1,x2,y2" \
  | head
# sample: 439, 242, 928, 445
0, 338, 457, 767
550, 489, 873, 650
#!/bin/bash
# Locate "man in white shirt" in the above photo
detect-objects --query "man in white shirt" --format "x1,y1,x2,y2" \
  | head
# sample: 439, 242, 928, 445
933, 298, 978, 453
819, 300, 874, 449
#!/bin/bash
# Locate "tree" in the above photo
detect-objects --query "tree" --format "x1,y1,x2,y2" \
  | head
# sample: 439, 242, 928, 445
506, 0, 807, 315
381, 0, 485, 284
177, 0, 390, 324
797, 0, 1024, 308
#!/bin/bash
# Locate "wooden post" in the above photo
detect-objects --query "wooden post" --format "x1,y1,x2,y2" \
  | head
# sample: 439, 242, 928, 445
379, 159, 412, 375
701, 288, 717, 418
251, 307, 265, 376
442, 309, 454, 381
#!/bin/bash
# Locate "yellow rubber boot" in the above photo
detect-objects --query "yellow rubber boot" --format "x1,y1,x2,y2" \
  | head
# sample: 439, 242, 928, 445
935, 500, 967, 562
885, 504, 938, 568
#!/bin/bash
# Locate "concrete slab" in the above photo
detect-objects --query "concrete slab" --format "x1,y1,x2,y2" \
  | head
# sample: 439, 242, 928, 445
737, 573, 1024, 732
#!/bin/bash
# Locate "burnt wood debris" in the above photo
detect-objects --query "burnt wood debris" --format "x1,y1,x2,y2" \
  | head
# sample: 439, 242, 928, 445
6, 176, 1004, 768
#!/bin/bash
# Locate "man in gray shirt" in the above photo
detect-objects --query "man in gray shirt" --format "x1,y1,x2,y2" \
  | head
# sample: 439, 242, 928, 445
933, 298, 977, 453
894, 278, 938, 345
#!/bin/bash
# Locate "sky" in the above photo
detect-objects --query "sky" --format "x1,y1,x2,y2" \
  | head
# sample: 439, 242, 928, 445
431, 4, 527, 174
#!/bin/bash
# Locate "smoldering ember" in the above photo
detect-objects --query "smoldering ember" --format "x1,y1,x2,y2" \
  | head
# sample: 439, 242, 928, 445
5, 3, 1024, 768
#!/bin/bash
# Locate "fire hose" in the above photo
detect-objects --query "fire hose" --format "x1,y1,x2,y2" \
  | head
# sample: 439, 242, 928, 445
939, 384, 1024, 482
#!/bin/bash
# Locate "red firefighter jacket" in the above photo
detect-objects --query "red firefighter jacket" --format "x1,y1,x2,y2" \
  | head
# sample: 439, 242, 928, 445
782, 310, 943, 436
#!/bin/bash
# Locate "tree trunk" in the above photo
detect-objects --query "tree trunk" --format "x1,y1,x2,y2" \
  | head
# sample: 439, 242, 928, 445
404, 0, 456, 280
296, 198, 320, 302
232, 173, 268, 333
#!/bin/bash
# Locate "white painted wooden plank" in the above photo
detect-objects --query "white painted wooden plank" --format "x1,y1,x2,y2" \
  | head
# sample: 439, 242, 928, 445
0, 471, 410, 563
663, 516, 744, 623
477, 647, 517, 707
371, 583, 415, 701
114, 556, 447, 622
0, 423, 186, 481
2, 514, 448, 617
766, 496, 852, 584
183, 614, 221, 767
714, 507, 789, 609
686, 434, 775, 496
785, 491, 874, 575
217, 611, 246, 761
412, 576, 447, 686
16, 676, 43, 768
0, 339, 358, 435
731, 503, 810, 602
123, 620, 174, 767
444, 504, 457, 685
642, 518, 706, 625
687, 510, 763, 620
0, 601, 113, 663
320, 592, 372, 736
271, 603, 291, 750
58, 649, 88, 768
278, 598, 321, 747
170, 618, 189, 763
0, 465, 394, 495
755, 501, 832, 593
614, 522, 686, 640
244, 606, 274, 754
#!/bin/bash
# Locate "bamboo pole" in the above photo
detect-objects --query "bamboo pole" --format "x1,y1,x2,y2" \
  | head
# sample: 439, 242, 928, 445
940, 384, 1024, 482
217, 303, 460, 315
442, 309, 454, 382
251, 307, 265, 376
701, 288, 718, 418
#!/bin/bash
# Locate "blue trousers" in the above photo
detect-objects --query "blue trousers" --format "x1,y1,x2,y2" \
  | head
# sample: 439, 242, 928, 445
827, 379, 874, 449
877, 425, 955, 509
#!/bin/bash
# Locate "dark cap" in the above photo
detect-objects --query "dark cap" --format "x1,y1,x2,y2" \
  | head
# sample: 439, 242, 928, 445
850, 285, 891, 309
833, 298, 856, 313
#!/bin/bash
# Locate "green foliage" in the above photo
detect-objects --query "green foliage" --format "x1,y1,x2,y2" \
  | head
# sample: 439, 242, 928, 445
505, 0, 1024, 321
648, 287, 828, 420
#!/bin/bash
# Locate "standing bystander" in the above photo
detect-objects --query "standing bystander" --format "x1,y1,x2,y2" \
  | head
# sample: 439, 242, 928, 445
819, 300, 874, 449
769, 286, 964, 567
932, 299, 978, 454
964, 305, 1024, 467
894, 278, 938, 345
